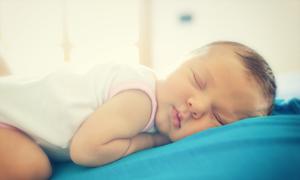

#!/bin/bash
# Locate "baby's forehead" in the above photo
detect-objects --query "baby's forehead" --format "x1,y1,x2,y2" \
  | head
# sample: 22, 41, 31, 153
190, 47, 246, 72
206, 43, 238, 55
189, 45, 241, 63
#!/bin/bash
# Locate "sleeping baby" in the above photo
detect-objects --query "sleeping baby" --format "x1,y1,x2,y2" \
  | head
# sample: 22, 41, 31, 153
0, 41, 276, 179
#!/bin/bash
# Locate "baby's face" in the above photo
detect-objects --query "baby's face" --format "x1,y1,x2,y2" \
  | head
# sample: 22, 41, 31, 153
155, 46, 267, 141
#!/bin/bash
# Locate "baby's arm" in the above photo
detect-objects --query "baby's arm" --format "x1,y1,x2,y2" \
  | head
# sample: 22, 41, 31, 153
70, 90, 170, 167
123, 132, 170, 156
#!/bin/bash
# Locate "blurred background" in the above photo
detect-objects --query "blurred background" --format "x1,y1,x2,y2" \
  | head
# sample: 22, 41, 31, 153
0, 0, 299, 97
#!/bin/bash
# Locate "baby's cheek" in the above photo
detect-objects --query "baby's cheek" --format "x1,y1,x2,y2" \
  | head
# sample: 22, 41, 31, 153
174, 90, 190, 101
172, 85, 192, 99
194, 120, 216, 132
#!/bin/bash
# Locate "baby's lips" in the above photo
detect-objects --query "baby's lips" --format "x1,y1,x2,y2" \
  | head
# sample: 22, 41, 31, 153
172, 106, 181, 128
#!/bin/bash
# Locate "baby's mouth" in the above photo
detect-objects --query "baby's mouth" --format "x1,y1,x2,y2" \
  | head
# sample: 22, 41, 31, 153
172, 106, 181, 129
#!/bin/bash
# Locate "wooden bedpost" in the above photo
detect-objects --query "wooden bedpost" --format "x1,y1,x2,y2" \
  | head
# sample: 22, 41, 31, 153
139, 0, 152, 68
0, 55, 10, 76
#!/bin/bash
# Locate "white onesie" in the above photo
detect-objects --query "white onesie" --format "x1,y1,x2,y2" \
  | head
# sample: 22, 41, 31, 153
0, 63, 157, 161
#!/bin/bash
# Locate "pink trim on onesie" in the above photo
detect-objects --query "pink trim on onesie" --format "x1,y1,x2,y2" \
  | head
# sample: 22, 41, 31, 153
0, 122, 20, 131
0, 122, 32, 139
108, 83, 157, 132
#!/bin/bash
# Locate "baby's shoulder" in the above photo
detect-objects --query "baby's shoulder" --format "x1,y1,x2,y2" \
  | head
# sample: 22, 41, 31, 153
95, 88, 153, 135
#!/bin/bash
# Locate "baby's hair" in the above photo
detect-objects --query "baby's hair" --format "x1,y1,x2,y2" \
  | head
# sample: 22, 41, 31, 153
194, 41, 277, 115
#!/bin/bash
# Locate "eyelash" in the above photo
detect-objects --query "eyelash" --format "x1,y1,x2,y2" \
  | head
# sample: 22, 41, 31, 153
192, 71, 206, 89
213, 113, 224, 125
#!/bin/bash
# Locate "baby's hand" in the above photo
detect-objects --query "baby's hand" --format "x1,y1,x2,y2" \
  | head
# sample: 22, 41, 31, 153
152, 133, 171, 147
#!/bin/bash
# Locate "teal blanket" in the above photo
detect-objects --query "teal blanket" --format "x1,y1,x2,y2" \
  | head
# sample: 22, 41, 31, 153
51, 99, 300, 180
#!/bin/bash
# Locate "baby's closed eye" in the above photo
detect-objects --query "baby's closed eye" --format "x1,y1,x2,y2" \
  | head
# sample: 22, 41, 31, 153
190, 69, 206, 90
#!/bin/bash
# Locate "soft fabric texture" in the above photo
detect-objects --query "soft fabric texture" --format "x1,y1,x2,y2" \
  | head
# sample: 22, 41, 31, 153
51, 98, 300, 180
0, 63, 157, 161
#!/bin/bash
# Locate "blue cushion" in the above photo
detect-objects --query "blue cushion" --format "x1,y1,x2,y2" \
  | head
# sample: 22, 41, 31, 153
51, 98, 300, 180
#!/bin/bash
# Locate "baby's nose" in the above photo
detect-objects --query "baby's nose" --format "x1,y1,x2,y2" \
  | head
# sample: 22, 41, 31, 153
187, 98, 209, 119
179, 110, 202, 121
